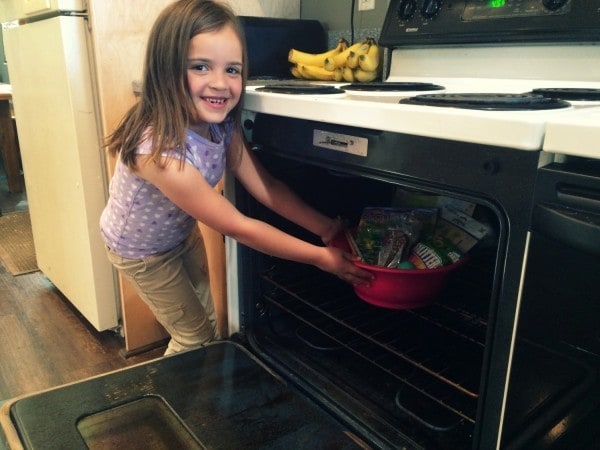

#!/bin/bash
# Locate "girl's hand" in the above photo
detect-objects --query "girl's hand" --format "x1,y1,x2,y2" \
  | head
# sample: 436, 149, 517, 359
318, 246, 373, 286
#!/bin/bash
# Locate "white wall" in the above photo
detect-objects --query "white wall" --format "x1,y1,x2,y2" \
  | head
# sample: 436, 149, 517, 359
0, 0, 300, 22
224, 0, 300, 18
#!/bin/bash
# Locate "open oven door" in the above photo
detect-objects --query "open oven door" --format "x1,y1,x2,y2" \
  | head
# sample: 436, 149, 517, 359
0, 342, 369, 449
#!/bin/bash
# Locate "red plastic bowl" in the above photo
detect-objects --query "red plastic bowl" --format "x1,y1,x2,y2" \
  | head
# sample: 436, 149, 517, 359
330, 233, 468, 309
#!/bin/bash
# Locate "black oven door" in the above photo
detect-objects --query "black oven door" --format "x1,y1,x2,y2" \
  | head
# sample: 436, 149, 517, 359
501, 160, 600, 449
1, 342, 368, 449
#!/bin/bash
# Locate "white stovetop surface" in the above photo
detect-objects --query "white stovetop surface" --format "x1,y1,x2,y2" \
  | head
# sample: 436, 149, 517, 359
544, 106, 600, 159
244, 45, 600, 157
245, 77, 599, 152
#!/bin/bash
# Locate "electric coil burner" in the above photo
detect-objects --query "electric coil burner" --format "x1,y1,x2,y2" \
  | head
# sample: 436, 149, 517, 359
528, 87, 600, 101
399, 93, 572, 111
340, 82, 445, 93
341, 81, 447, 103
254, 83, 345, 95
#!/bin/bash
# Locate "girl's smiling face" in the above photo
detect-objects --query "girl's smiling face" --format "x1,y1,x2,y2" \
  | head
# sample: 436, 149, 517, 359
186, 25, 243, 136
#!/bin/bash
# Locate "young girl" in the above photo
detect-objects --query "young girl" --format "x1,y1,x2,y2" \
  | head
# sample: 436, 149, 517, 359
100, 0, 371, 355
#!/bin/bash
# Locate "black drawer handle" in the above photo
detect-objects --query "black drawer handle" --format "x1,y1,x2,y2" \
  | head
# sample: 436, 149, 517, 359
557, 183, 600, 210
532, 204, 600, 256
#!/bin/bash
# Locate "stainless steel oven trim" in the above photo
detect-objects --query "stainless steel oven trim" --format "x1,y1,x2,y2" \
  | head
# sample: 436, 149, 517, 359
496, 231, 531, 450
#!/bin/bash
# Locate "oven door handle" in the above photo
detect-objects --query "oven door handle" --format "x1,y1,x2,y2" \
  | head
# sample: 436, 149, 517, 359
532, 203, 600, 256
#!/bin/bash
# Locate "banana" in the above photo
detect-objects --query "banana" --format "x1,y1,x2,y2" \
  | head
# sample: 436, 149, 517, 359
333, 67, 344, 82
342, 66, 355, 82
288, 37, 380, 82
288, 38, 348, 67
346, 51, 359, 69
353, 68, 379, 83
331, 39, 370, 69
355, 41, 372, 56
323, 57, 336, 72
358, 41, 380, 72
300, 64, 337, 81
290, 65, 303, 79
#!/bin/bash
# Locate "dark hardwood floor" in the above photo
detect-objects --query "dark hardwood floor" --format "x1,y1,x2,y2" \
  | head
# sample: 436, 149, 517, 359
0, 163, 165, 402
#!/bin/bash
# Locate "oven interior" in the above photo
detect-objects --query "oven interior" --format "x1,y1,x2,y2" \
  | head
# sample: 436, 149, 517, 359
231, 126, 506, 449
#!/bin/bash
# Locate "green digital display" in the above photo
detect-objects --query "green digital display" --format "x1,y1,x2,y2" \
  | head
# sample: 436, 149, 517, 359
489, 0, 506, 7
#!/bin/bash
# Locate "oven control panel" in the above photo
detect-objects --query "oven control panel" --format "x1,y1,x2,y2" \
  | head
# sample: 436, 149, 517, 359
380, 0, 600, 46
462, 0, 570, 20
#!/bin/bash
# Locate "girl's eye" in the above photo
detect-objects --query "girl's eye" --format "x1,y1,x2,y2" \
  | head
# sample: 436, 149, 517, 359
191, 63, 208, 72
227, 66, 242, 75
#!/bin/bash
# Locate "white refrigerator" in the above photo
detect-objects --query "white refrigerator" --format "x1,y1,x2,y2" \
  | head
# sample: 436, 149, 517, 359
1, 0, 119, 331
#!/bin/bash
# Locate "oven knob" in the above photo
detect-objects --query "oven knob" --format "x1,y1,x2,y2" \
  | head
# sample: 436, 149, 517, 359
542, 0, 568, 11
421, 0, 442, 18
397, 0, 417, 21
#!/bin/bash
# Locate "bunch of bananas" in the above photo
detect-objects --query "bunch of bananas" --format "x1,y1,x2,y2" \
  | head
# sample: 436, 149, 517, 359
288, 38, 381, 83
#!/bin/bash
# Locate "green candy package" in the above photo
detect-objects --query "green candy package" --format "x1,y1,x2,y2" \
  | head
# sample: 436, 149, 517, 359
355, 207, 437, 266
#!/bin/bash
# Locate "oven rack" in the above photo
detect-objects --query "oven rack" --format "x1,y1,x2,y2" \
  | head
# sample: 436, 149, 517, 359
259, 264, 488, 425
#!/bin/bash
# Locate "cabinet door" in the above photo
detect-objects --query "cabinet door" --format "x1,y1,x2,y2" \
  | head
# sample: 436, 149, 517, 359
1, 0, 85, 19
88, 0, 176, 353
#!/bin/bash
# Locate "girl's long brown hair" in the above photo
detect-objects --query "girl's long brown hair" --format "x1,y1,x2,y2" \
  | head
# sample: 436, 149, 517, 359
105, 0, 247, 170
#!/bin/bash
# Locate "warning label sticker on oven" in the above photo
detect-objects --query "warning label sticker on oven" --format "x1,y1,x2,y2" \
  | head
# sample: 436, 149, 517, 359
313, 130, 367, 157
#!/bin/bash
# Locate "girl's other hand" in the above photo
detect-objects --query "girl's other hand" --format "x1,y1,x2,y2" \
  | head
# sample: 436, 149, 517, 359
319, 246, 373, 286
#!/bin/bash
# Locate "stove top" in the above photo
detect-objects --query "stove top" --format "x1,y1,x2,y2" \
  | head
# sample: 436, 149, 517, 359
244, 72, 600, 155
244, 0, 600, 157
245, 80, 580, 150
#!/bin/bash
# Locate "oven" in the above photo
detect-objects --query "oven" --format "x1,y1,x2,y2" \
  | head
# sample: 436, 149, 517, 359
231, 116, 538, 449
227, 1, 600, 449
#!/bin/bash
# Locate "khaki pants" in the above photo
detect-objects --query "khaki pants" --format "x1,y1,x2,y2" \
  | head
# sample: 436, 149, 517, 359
107, 227, 218, 355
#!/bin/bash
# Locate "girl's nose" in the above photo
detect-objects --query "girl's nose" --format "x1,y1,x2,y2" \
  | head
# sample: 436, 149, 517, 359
209, 71, 227, 89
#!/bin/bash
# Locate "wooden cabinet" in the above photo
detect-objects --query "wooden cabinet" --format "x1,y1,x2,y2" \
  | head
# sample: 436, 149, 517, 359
89, 0, 172, 353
